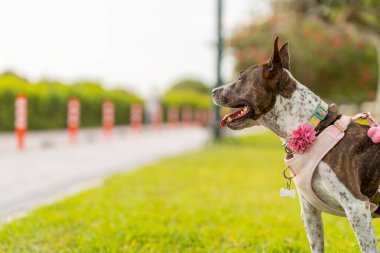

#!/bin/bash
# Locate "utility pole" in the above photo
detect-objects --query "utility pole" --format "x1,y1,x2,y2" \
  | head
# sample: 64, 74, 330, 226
213, 0, 223, 139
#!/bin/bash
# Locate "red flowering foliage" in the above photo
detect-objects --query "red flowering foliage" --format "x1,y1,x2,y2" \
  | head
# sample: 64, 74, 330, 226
229, 16, 378, 103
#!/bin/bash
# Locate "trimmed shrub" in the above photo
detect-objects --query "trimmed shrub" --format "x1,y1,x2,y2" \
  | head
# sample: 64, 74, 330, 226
162, 79, 212, 122
0, 73, 143, 131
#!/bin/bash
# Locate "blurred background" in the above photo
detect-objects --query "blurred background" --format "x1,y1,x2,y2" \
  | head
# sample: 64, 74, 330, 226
1, 0, 380, 251
0, 0, 379, 134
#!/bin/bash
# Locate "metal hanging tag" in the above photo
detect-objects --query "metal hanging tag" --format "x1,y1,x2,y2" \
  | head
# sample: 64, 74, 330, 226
280, 166, 296, 198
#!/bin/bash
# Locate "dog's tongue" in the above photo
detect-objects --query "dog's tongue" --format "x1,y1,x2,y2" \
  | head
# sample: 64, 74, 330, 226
220, 115, 228, 128
220, 106, 248, 128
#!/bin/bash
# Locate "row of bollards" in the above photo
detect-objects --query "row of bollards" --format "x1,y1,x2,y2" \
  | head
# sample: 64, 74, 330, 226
13, 94, 211, 151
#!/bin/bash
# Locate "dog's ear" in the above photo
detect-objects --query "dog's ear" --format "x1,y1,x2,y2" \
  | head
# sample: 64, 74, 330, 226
263, 36, 283, 79
279, 41, 290, 70
278, 40, 295, 97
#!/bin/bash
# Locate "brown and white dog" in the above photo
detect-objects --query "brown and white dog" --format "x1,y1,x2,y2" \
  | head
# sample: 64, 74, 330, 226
212, 37, 380, 253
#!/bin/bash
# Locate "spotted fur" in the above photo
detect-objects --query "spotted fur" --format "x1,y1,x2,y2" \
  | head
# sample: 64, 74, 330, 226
212, 37, 380, 252
257, 70, 319, 139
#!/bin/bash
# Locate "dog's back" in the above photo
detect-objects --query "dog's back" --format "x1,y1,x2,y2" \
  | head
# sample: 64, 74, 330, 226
323, 122, 380, 204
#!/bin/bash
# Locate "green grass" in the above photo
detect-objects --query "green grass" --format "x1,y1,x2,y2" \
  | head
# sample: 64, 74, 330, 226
0, 133, 377, 252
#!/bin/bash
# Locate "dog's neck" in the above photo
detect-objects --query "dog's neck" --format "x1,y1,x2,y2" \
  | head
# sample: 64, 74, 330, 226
257, 70, 323, 140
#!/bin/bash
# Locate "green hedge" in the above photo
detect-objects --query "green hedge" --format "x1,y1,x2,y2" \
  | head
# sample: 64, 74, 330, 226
0, 73, 143, 131
162, 89, 211, 122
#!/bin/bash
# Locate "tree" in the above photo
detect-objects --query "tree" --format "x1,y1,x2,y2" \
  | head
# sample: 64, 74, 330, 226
162, 79, 211, 109
290, 0, 380, 116
168, 79, 210, 94
229, 16, 377, 104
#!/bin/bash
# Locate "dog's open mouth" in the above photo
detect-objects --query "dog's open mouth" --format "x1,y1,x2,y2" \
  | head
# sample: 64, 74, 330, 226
220, 105, 251, 128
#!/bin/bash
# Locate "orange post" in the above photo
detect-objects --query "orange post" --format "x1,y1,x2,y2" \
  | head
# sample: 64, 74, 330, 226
151, 104, 162, 130
67, 98, 80, 144
209, 110, 214, 126
202, 110, 209, 126
195, 109, 203, 125
181, 106, 192, 127
168, 106, 179, 128
131, 103, 143, 133
102, 100, 114, 137
15, 94, 27, 151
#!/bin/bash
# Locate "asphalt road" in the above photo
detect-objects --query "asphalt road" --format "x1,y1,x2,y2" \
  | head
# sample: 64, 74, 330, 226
0, 126, 210, 222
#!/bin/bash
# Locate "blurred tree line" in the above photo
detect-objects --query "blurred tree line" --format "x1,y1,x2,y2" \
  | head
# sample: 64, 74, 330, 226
162, 78, 211, 123
162, 79, 211, 109
0, 72, 143, 131
0, 72, 212, 131
229, 0, 380, 104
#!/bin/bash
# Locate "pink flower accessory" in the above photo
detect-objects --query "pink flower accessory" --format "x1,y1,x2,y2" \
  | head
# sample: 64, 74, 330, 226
352, 112, 380, 144
362, 113, 380, 143
286, 123, 317, 153
367, 126, 380, 143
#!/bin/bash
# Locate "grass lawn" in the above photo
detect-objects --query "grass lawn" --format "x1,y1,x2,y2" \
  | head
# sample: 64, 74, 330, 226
0, 132, 378, 252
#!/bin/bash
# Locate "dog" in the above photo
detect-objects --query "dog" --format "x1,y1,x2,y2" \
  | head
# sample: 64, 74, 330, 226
212, 37, 380, 253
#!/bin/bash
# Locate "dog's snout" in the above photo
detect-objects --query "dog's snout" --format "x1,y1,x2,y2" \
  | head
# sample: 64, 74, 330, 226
221, 95, 228, 104
212, 87, 229, 105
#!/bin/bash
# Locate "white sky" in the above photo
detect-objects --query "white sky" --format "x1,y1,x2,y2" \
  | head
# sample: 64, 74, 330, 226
0, 0, 271, 97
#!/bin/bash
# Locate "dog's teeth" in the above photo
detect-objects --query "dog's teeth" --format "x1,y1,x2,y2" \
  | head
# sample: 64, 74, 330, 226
243, 107, 248, 112
227, 117, 232, 122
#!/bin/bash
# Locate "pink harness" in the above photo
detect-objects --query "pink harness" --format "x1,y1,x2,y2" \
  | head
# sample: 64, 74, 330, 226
285, 115, 379, 216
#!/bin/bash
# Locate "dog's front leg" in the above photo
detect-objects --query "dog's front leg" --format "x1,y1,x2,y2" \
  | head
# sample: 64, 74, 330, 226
299, 194, 324, 253
341, 199, 379, 252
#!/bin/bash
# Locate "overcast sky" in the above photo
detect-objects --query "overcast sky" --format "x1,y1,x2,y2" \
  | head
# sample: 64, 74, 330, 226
0, 0, 271, 97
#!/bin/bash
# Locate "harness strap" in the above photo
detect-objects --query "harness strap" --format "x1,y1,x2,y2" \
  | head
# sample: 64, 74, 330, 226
285, 115, 378, 216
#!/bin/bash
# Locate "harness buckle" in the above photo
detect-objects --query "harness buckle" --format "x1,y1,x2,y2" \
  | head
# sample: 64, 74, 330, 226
334, 119, 347, 132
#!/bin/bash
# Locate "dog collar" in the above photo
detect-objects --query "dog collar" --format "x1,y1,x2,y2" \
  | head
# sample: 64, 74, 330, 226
282, 101, 329, 153
308, 101, 329, 128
